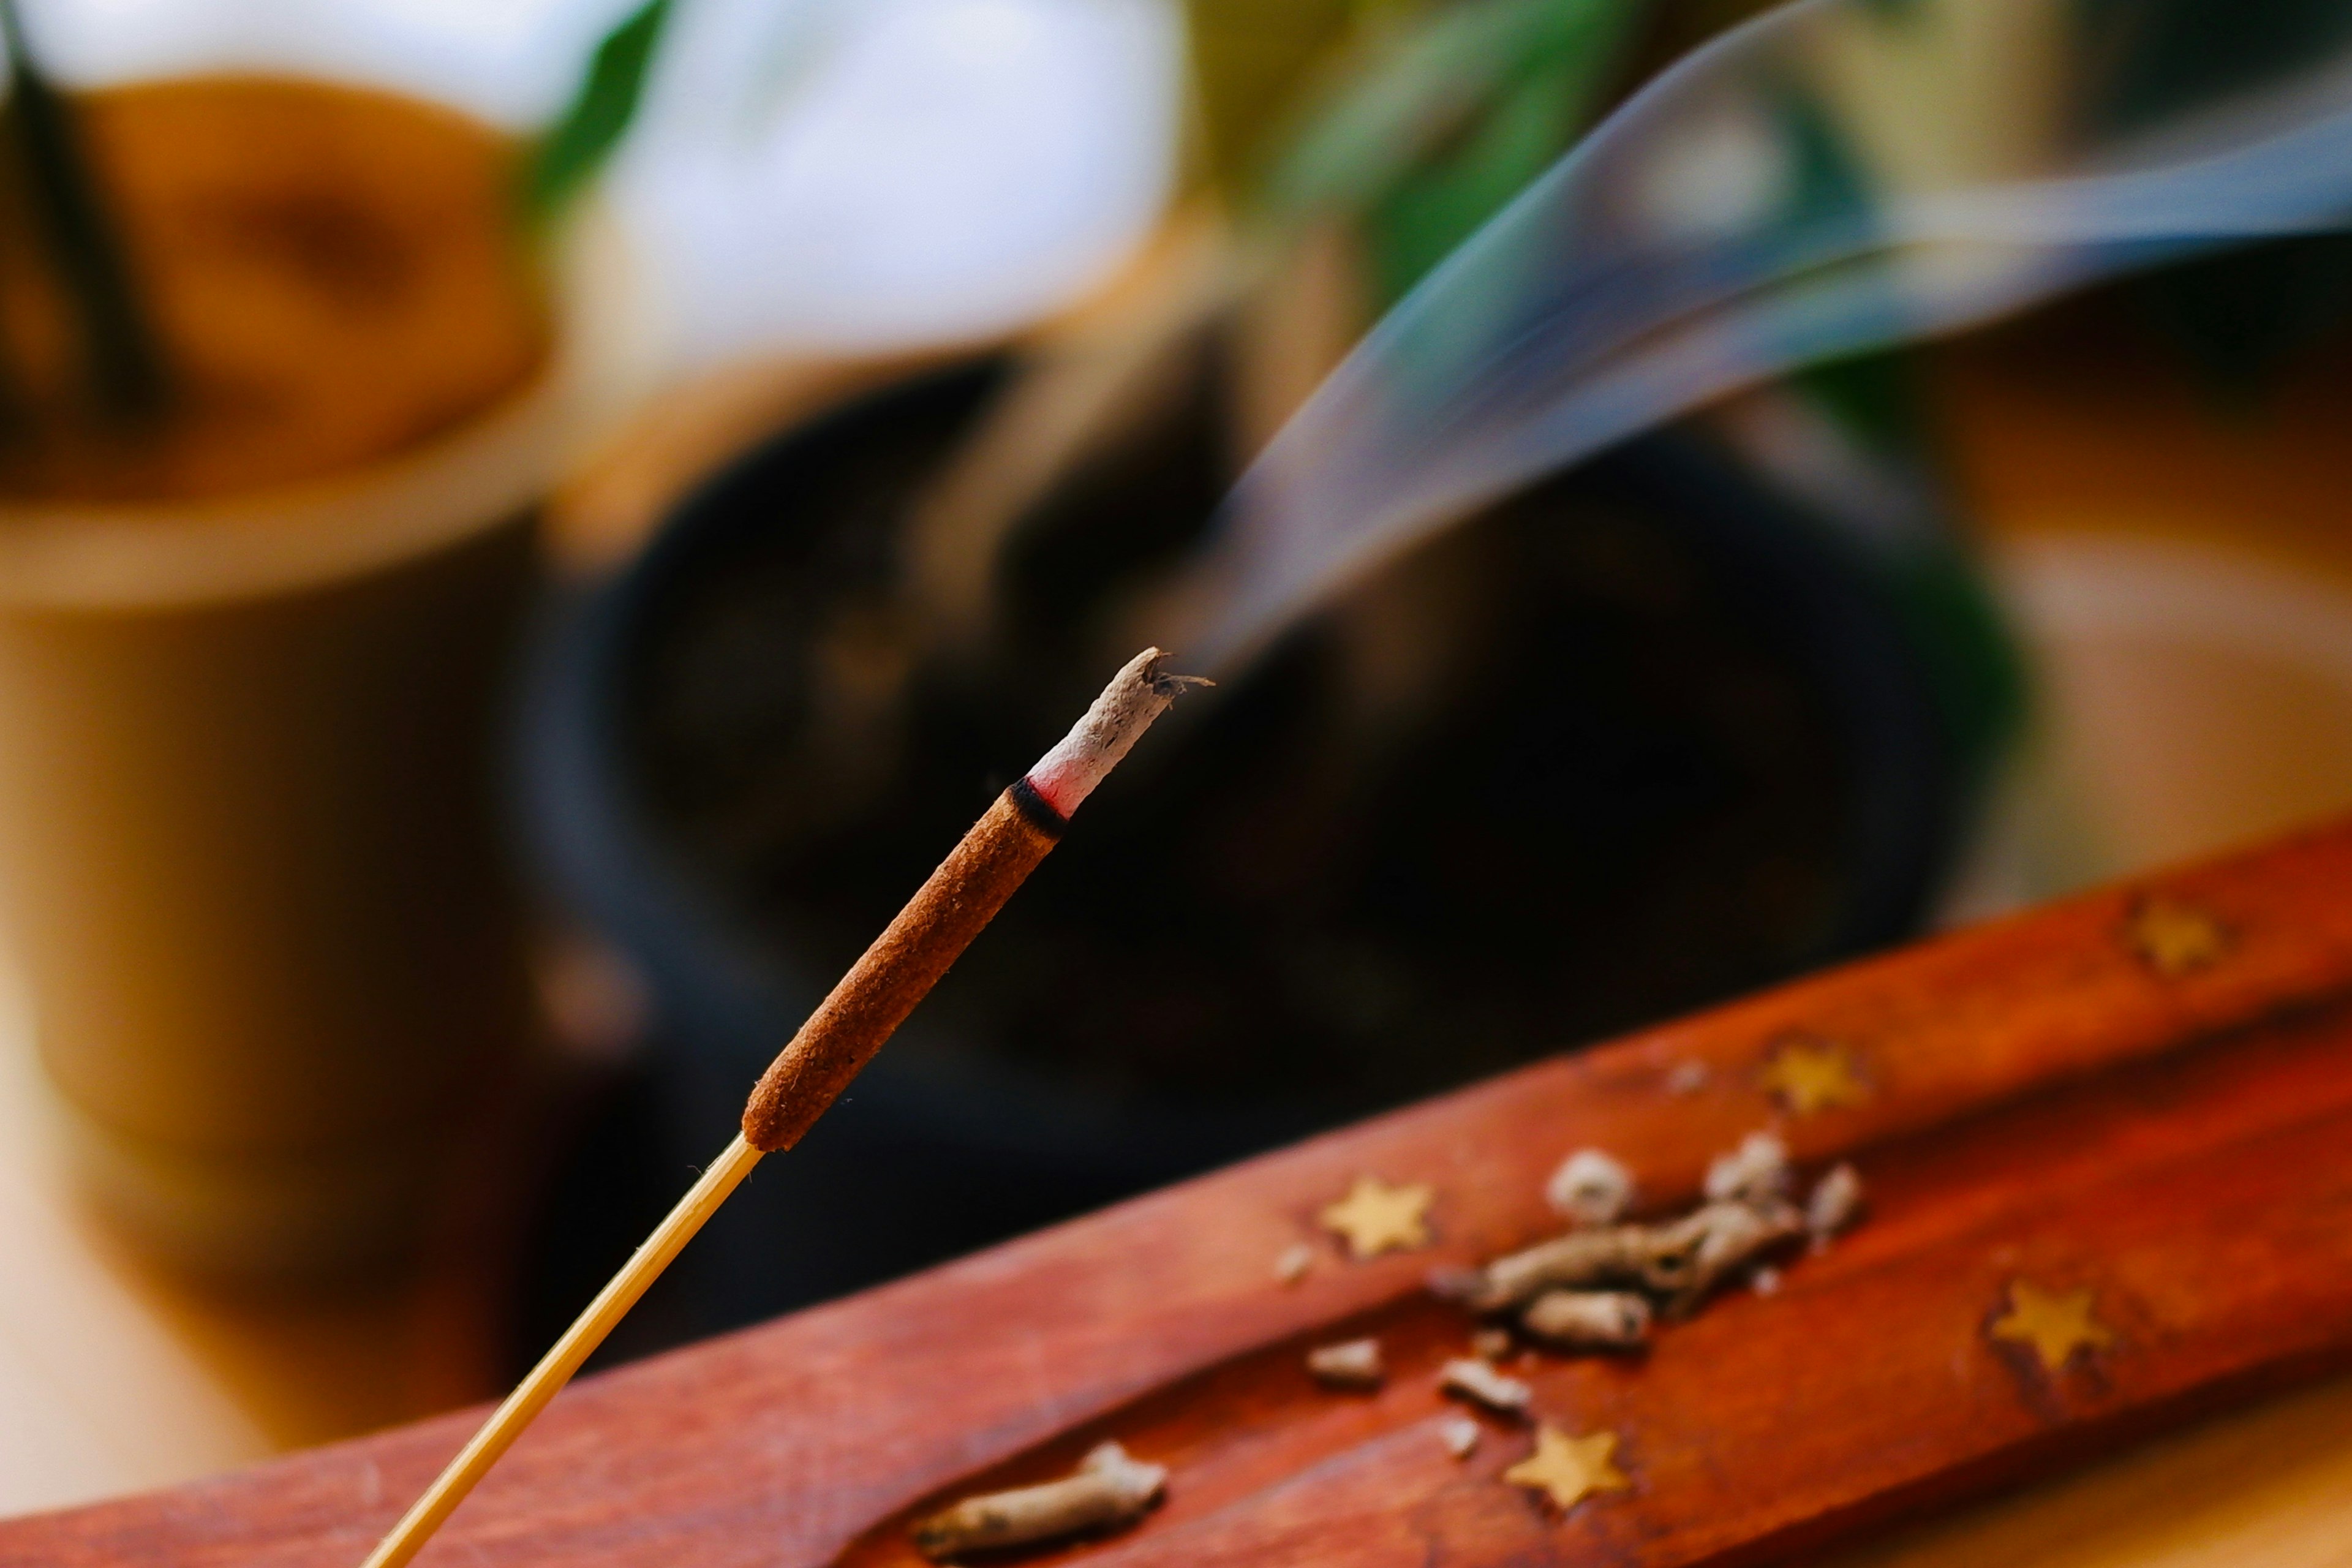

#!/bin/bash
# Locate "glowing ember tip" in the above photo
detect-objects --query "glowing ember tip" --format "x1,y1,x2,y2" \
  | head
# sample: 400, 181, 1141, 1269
1023, 647, 1211, 819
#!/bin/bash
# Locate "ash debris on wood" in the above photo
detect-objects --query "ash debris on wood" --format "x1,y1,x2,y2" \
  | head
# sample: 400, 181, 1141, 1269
1704, 1131, 1791, 1206
1436, 1140, 1865, 1362
1665, 1060, 1712, 1095
1470, 1327, 1515, 1361
1441, 1357, 1533, 1415
1545, 1148, 1634, 1227
912, 1442, 1166, 1560
1521, 1289, 1651, 1349
1651, 1199, 1806, 1316
1434, 1224, 1657, 1313
1806, 1162, 1864, 1243
1306, 1337, 1385, 1390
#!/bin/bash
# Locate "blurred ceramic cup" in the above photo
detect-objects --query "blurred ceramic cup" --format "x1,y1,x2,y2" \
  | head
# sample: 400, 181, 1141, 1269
0, 79, 571, 1280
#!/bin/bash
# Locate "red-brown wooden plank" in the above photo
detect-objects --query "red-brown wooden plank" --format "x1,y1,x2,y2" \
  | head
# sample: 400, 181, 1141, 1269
6, 817, 2352, 1568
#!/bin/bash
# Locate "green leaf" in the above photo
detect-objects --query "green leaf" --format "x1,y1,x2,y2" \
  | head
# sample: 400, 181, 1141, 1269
523, 0, 674, 222
1261, 0, 1647, 309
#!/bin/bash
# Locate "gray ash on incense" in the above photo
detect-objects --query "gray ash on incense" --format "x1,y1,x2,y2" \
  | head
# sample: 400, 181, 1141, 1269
1022, 647, 1213, 820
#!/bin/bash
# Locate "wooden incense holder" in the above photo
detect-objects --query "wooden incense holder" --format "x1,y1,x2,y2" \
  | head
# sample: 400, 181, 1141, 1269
15, 816, 2352, 1566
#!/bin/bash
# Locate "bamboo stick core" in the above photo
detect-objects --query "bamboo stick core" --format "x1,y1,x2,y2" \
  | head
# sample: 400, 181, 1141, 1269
359, 1134, 763, 1568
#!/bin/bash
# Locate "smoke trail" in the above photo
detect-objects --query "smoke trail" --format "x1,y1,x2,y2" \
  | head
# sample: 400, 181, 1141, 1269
1183, 0, 2352, 667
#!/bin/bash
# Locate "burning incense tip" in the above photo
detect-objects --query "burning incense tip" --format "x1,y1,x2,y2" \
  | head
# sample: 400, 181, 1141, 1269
740, 649, 1204, 1152
912, 1442, 1167, 1560
1023, 647, 1211, 820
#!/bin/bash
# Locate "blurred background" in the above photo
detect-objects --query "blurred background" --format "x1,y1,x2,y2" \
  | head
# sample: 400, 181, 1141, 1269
3, 0, 2351, 1520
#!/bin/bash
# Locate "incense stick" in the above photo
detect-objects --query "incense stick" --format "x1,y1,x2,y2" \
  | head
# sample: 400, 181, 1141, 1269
361, 648, 1204, 1568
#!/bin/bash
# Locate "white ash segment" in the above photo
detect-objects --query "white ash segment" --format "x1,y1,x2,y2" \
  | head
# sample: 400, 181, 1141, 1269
1651, 1200, 1805, 1313
1521, 1289, 1651, 1349
1807, 1163, 1864, 1240
1545, 1148, 1634, 1227
1704, 1131, 1792, 1207
1439, 1415, 1482, 1458
1024, 648, 1212, 818
911, 1441, 1166, 1560
1440, 1357, 1532, 1414
1665, 1060, 1711, 1094
1439, 1224, 1652, 1313
1306, 1338, 1385, 1389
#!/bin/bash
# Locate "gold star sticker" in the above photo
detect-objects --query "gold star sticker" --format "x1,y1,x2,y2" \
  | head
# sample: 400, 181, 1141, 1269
2125, 899, 2229, 978
1757, 1038, 1870, 1115
1318, 1174, 1434, 1258
1504, 1425, 1630, 1512
1991, 1280, 2115, 1371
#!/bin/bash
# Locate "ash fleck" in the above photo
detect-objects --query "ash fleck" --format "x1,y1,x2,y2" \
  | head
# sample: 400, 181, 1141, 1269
1705, 1131, 1792, 1207
1306, 1337, 1385, 1390
1471, 1327, 1515, 1362
1427, 1264, 1487, 1305
1750, 1265, 1782, 1297
1273, 1242, 1314, 1286
1665, 1060, 1713, 1095
1545, 1148, 1634, 1227
1439, 1415, 1481, 1459
1806, 1163, 1864, 1243
1441, 1357, 1532, 1415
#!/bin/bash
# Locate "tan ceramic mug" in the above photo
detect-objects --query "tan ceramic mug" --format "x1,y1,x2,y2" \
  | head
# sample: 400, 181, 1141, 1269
0, 79, 573, 1278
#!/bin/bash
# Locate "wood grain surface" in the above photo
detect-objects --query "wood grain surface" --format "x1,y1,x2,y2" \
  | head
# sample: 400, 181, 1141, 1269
9, 817, 2352, 1567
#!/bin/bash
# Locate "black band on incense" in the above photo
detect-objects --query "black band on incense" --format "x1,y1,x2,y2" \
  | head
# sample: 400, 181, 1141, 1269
1008, 775, 1068, 838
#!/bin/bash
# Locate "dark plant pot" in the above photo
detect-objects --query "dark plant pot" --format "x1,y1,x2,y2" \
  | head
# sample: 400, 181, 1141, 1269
514, 355, 2005, 1361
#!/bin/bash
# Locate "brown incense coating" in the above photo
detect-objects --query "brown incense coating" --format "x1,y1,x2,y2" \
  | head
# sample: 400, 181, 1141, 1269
741, 789, 1060, 1151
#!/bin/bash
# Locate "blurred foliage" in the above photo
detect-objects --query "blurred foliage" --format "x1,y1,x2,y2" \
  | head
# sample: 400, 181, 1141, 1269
1185, 0, 1409, 194
1242, 0, 2020, 816
522, 0, 673, 222
1263, 0, 1644, 307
